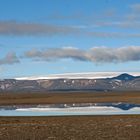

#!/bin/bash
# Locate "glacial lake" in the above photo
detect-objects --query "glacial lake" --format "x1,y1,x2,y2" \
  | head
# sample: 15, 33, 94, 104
0, 103, 140, 116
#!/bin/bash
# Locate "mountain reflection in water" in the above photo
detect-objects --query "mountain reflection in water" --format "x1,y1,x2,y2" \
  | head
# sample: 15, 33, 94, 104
0, 103, 140, 116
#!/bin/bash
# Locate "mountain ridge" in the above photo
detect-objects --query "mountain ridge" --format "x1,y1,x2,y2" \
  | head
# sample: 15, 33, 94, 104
0, 73, 140, 92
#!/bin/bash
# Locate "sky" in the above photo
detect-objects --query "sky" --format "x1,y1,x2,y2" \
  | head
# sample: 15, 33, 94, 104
0, 0, 140, 78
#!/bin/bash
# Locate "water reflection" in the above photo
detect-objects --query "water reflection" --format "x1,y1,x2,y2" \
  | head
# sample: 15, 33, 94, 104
0, 103, 140, 116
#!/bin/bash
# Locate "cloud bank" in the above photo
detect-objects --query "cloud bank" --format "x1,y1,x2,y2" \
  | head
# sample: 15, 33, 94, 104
24, 46, 140, 63
25, 47, 88, 61
0, 21, 79, 36
0, 21, 140, 38
1, 46, 140, 65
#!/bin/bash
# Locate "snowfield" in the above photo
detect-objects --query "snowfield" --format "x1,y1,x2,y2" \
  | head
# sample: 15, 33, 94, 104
15, 72, 140, 80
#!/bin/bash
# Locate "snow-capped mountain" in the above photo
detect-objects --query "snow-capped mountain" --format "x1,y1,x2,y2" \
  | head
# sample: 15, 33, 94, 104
0, 73, 140, 92
15, 72, 140, 80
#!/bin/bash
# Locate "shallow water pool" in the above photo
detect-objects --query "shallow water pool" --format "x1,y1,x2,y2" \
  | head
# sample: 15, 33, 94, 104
0, 103, 140, 116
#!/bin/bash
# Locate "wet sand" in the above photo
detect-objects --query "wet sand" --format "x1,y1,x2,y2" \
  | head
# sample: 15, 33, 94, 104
0, 115, 140, 140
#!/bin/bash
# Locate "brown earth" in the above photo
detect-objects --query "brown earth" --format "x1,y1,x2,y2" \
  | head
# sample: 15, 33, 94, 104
0, 91, 140, 105
0, 115, 140, 140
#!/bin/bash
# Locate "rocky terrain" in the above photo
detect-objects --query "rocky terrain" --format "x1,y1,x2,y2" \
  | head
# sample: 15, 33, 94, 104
0, 115, 140, 140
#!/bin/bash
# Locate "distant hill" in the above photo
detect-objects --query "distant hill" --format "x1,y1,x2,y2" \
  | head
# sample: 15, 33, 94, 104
111, 73, 138, 81
0, 73, 140, 92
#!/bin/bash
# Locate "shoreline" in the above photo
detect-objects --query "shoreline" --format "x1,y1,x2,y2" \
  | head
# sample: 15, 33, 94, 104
0, 91, 140, 105
0, 91, 140, 139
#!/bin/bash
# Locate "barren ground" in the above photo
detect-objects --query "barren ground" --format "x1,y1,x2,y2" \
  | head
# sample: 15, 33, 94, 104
0, 91, 140, 105
0, 115, 140, 140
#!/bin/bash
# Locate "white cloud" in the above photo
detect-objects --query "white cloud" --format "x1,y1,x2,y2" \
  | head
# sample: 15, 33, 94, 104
0, 52, 19, 65
24, 46, 140, 63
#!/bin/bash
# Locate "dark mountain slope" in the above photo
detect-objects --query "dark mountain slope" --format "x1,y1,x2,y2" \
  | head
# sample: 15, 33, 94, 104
0, 73, 140, 92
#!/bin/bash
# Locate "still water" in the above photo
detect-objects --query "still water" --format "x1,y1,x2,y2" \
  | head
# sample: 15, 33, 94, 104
0, 103, 140, 116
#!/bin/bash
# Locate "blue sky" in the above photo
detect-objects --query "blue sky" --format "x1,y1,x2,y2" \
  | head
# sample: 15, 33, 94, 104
0, 0, 140, 78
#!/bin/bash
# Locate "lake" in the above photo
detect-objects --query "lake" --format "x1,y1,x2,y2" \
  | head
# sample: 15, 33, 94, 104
0, 103, 140, 116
